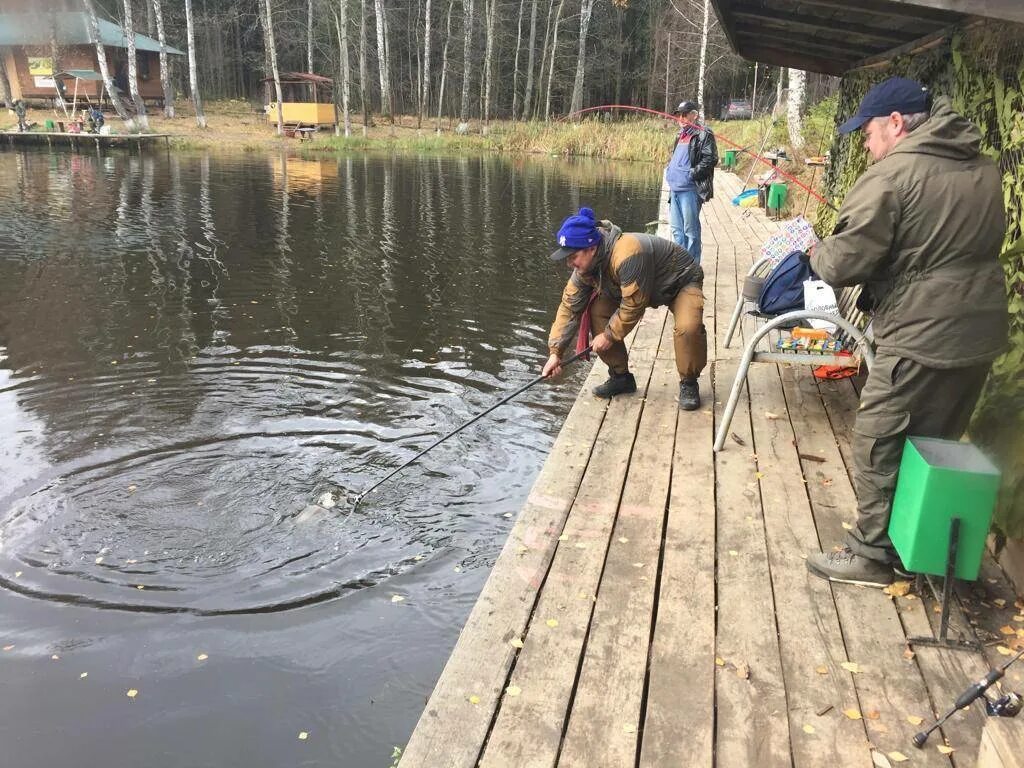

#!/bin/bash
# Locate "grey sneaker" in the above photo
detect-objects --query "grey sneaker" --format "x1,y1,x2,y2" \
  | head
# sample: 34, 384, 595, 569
806, 546, 894, 587
593, 372, 637, 398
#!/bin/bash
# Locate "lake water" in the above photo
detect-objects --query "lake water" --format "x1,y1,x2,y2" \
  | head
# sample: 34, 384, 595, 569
0, 146, 659, 767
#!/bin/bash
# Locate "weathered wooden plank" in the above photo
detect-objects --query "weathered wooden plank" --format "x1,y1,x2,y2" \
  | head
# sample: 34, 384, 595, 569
639, 351, 717, 767
399, 357, 617, 768
781, 366, 951, 766
745, 362, 872, 766
477, 311, 668, 768
558, 346, 679, 767
713, 358, 792, 768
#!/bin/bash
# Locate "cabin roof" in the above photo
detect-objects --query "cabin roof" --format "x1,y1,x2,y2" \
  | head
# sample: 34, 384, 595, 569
708, 0, 1024, 75
0, 11, 185, 56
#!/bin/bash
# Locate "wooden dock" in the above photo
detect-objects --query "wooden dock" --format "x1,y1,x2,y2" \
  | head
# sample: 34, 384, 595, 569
400, 173, 1023, 768
2, 131, 171, 151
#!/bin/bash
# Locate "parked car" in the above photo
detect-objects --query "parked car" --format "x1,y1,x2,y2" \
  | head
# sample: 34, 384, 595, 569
720, 98, 753, 121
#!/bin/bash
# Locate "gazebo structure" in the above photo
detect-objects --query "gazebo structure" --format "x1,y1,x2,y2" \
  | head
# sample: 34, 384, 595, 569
264, 72, 336, 128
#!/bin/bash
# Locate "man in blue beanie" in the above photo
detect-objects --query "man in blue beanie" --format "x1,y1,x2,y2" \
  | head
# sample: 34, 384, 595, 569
542, 207, 707, 409
804, 77, 1007, 587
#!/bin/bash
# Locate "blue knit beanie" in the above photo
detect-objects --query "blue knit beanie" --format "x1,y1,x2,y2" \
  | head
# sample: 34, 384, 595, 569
550, 207, 602, 261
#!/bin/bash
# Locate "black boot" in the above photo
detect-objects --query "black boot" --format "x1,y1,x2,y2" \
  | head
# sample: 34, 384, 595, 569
678, 379, 700, 410
593, 372, 636, 398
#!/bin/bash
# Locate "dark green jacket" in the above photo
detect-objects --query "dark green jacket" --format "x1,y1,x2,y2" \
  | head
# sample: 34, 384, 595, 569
810, 97, 1008, 369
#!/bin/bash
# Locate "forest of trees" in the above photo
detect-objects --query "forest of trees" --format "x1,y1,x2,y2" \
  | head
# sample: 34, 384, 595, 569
19, 0, 838, 127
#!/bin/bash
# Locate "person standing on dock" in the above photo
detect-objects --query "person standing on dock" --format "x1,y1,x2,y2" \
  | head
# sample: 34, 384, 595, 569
664, 100, 718, 265
804, 77, 1007, 587
542, 207, 707, 410
13, 99, 28, 132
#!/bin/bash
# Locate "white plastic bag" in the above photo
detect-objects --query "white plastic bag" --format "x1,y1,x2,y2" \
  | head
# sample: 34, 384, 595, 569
803, 280, 838, 332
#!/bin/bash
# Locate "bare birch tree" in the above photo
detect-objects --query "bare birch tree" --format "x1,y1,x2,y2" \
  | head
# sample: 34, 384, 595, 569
787, 67, 805, 148
48, 9, 68, 117
0, 55, 12, 112
183, 0, 206, 127
418, 0, 432, 127
458, 0, 475, 122
332, 0, 352, 136
308, 0, 315, 72
435, 0, 455, 132
481, 0, 497, 132
122, 0, 149, 128
151, 0, 175, 117
510, 0, 525, 120
696, 0, 708, 120
261, 0, 285, 135
520, 0, 539, 119
81, 0, 133, 125
374, 0, 393, 120
568, 0, 595, 116
543, 0, 566, 121
533, 0, 555, 119
359, 0, 369, 134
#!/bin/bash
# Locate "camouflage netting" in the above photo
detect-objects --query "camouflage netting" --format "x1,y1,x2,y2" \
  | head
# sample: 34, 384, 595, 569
817, 21, 1024, 537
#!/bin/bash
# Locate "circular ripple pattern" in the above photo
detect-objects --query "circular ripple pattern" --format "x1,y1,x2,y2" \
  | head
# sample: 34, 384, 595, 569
0, 432, 427, 614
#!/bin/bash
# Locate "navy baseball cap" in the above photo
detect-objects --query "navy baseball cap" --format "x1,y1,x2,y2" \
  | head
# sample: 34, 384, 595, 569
550, 207, 602, 261
838, 77, 932, 135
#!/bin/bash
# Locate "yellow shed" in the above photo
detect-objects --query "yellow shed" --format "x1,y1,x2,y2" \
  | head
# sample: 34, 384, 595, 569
263, 72, 336, 128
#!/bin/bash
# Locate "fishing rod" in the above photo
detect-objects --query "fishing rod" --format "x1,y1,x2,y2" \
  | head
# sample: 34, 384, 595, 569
560, 104, 838, 212
913, 646, 1024, 748
350, 346, 593, 513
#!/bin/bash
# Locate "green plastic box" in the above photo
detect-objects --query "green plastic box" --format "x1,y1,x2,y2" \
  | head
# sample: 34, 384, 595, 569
889, 437, 1000, 580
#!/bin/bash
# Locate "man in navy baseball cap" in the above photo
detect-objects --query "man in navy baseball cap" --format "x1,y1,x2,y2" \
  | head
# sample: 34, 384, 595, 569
838, 77, 932, 162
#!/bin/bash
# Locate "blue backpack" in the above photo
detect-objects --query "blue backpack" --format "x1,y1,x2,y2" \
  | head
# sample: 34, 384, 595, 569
758, 250, 813, 315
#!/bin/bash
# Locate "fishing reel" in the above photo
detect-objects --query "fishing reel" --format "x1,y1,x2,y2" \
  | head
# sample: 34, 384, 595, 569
913, 647, 1024, 748
985, 691, 1023, 718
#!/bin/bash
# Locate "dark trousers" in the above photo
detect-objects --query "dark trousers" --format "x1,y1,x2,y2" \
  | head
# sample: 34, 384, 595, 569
846, 350, 992, 564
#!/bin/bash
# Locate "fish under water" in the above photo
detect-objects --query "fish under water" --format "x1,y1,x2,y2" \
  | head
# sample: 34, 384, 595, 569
294, 491, 338, 524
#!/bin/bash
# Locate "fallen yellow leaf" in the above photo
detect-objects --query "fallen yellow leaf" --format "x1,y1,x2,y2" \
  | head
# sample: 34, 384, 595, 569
79, 672, 88, 679
755, 472, 764, 480
1013, 615, 1024, 622
815, 665, 829, 675
14, 571, 21, 577
802, 724, 815, 734
558, 534, 569, 541
735, 662, 750, 679
841, 521, 853, 531
1000, 625, 1016, 635
618, 537, 629, 544
887, 751, 909, 762
51, 654, 60, 661
505, 685, 521, 697
546, 619, 558, 628
137, 585, 145, 590
865, 710, 880, 720
715, 657, 725, 667
623, 724, 636, 734
884, 581, 912, 597
126, 689, 138, 698
997, 645, 1013, 655
197, 653, 209, 661
995, 598, 1007, 607
871, 751, 893, 768
843, 708, 862, 720
937, 745, 954, 755
765, 411, 779, 420
2, 645, 14, 651
298, 731, 308, 740
510, 637, 524, 649
468, 695, 481, 705
906, 715, 924, 725
840, 661, 861, 673
391, 595, 405, 603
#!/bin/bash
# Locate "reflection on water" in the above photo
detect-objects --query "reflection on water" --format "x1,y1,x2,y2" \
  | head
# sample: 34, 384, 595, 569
0, 146, 659, 767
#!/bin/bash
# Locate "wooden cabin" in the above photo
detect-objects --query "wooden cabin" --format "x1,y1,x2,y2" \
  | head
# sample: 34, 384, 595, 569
0, 11, 184, 106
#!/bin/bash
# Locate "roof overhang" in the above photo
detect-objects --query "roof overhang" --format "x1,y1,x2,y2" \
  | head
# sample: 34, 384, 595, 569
708, 0, 1024, 75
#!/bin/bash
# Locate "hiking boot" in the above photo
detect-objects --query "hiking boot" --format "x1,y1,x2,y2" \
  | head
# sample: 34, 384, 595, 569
806, 546, 894, 587
593, 372, 636, 398
678, 379, 700, 410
